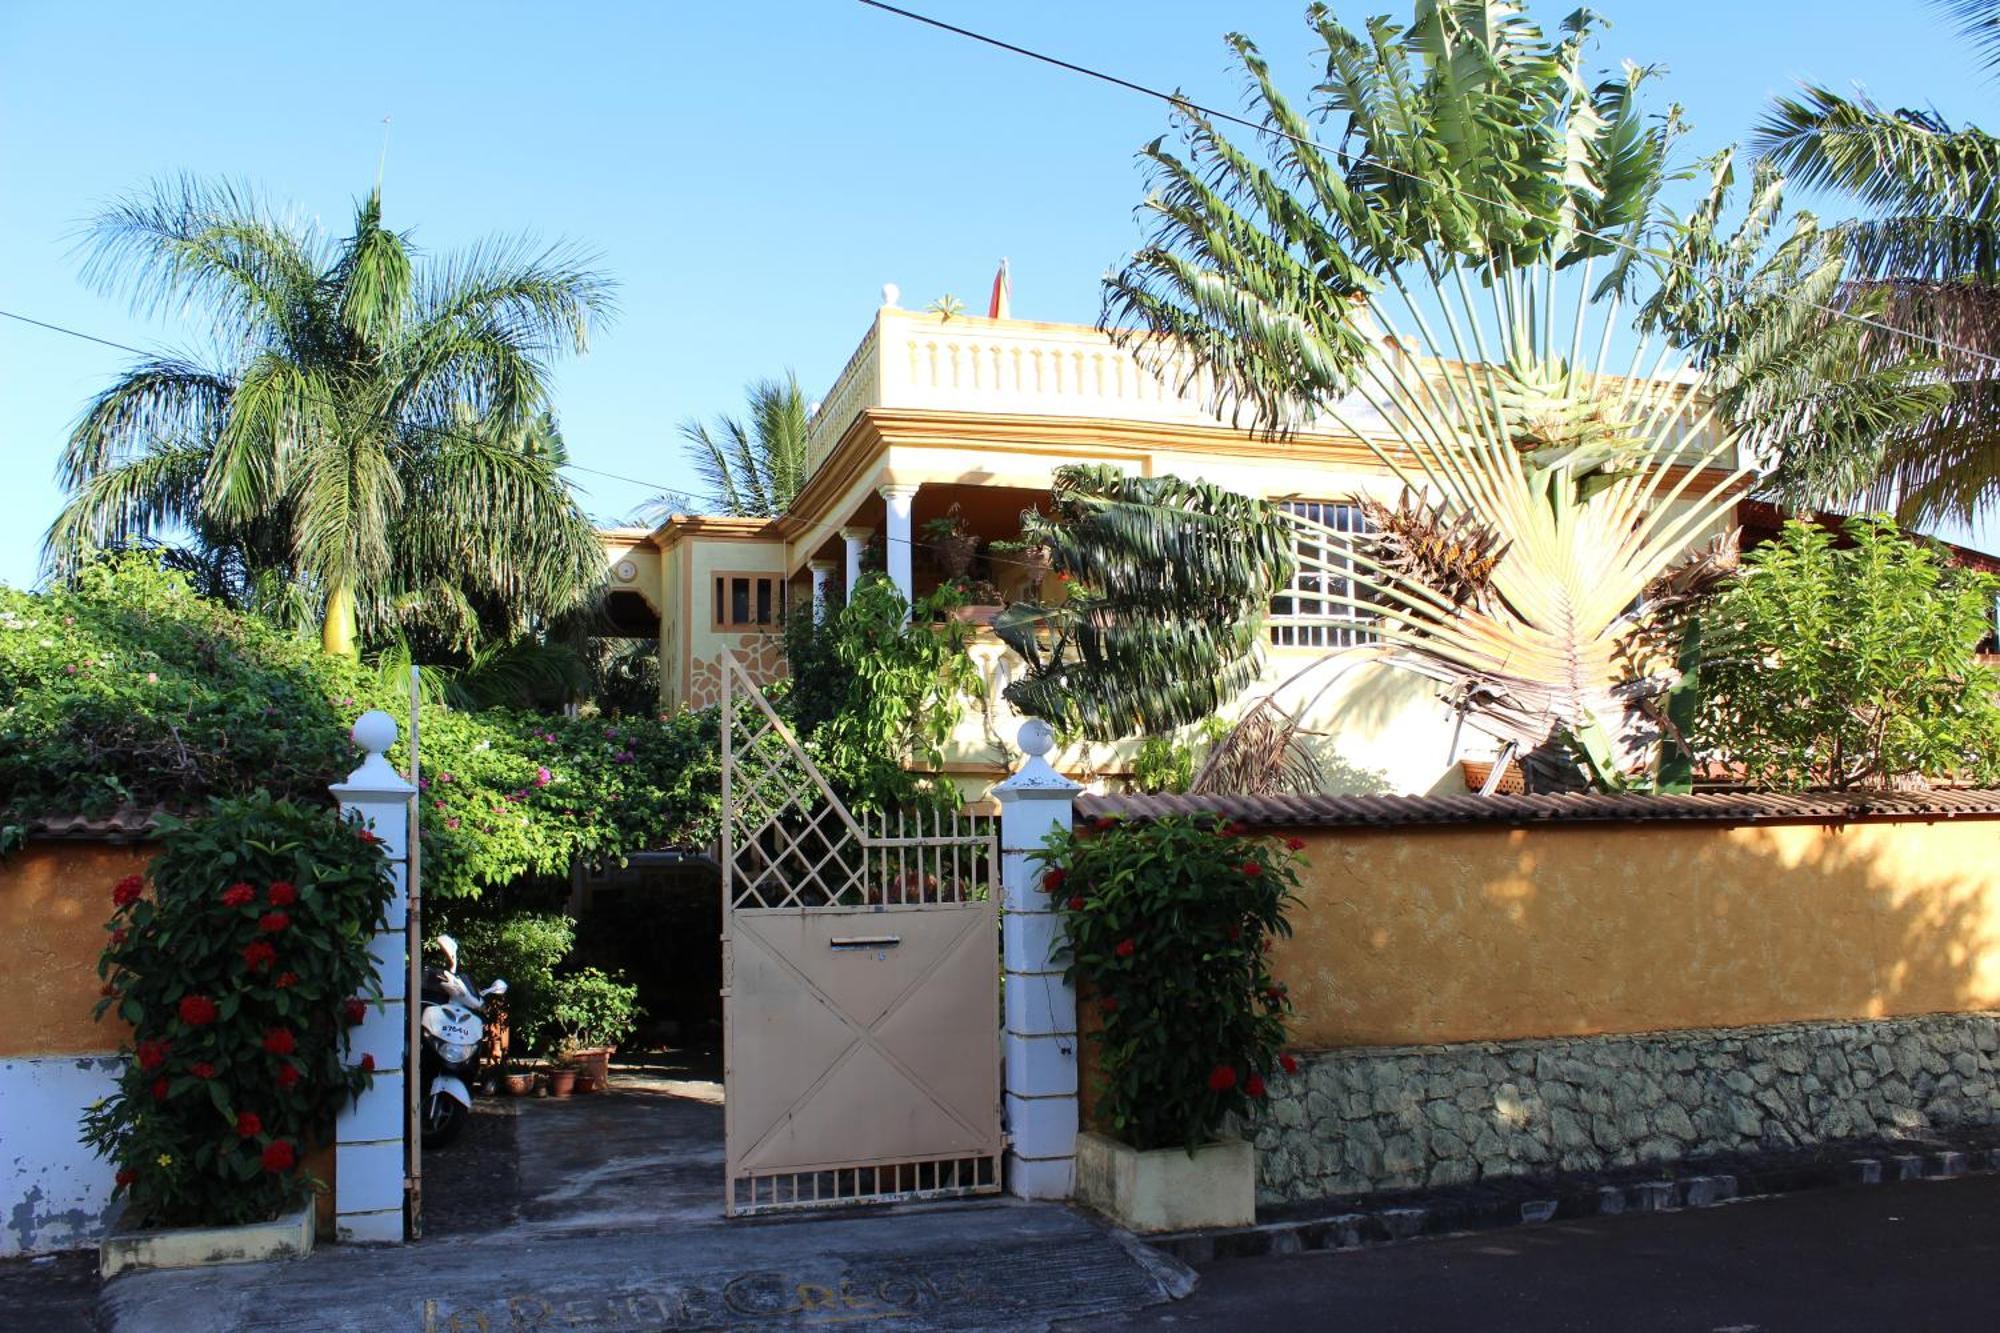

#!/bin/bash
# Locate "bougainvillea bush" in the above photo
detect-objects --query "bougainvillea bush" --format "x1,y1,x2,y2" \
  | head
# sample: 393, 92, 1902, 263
81, 794, 392, 1226
1037, 814, 1303, 1152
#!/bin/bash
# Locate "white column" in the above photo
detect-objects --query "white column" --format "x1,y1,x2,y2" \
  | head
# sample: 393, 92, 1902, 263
879, 483, 920, 606
992, 718, 1083, 1200
808, 560, 835, 622
840, 525, 873, 604
331, 710, 415, 1244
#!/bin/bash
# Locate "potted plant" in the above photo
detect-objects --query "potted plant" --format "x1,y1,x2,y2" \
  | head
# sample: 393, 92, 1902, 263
83, 796, 392, 1274
1038, 813, 1303, 1233
547, 968, 641, 1094
988, 536, 1053, 597
923, 504, 981, 580
501, 1065, 535, 1097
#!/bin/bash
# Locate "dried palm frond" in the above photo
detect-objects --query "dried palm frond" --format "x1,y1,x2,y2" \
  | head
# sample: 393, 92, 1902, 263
1350, 489, 1505, 615
1188, 696, 1322, 796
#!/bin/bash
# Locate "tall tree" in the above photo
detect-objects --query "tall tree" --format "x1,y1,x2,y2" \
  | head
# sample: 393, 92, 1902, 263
49, 176, 616, 656
1740, 0, 2000, 525
651, 373, 811, 519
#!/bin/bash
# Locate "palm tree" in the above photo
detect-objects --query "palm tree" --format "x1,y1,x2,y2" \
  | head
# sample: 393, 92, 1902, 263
48, 175, 616, 656
646, 374, 810, 519
1742, 0, 2000, 525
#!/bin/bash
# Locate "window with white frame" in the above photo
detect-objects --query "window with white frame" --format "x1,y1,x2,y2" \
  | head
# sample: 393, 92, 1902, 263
1268, 500, 1374, 649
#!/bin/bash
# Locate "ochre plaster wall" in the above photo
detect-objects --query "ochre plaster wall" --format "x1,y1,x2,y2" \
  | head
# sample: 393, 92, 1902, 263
1273, 818, 2000, 1049
1, 840, 153, 1057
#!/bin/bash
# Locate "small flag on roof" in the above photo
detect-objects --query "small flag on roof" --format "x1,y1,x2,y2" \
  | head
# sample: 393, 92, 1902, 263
987, 257, 1012, 319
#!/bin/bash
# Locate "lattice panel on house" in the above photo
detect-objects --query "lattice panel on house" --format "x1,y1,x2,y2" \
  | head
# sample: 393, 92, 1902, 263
718, 650, 1003, 1217
1270, 500, 1376, 649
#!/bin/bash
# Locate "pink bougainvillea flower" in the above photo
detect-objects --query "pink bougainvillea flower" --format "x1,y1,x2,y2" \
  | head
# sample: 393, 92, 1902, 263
178, 995, 218, 1026
262, 1028, 295, 1056
265, 882, 297, 907
534, 767, 553, 787
221, 882, 256, 909
1207, 1065, 1238, 1092
112, 875, 144, 907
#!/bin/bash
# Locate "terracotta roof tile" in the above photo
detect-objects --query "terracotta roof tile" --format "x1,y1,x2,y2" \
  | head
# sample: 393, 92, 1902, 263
17, 808, 166, 842
1076, 788, 2000, 830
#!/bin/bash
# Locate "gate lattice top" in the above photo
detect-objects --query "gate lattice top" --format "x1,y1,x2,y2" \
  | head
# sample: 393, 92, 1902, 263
720, 652, 995, 911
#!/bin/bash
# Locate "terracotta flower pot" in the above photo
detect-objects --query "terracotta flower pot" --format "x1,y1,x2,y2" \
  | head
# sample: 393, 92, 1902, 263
503, 1072, 534, 1097
574, 1072, 601, 1095
546, 1068, 577, 1098
569, 1046, 613, 1087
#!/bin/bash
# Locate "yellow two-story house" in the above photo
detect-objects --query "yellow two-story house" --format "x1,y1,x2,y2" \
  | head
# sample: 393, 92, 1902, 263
597, 290, 1738, 798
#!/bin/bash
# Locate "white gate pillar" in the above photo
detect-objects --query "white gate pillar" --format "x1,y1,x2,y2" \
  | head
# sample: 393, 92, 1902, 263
879, 483, 920, 607
992, 719, 1082, 1200
331, 710, 415, 1243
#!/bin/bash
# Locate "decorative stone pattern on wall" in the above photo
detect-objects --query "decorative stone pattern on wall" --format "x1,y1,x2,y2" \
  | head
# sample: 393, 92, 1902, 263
1255, 1014, 2000, 1203
686, 633, 786, 709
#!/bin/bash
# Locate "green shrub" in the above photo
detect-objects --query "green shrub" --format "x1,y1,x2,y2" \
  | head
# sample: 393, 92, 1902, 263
1698, 517, 2000, 789
546, 967, 642, 1057
1036, 814, 1303, 1152
445, 911, 575, 1059
81, 794, 392, 1226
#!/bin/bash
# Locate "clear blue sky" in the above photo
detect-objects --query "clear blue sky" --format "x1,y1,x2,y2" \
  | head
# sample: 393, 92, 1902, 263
2, 1, 1992, 588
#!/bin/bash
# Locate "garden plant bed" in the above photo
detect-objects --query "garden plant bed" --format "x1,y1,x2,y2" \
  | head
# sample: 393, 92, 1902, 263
98, 1197, 315, 1278
1148, 1129, 2000, 1265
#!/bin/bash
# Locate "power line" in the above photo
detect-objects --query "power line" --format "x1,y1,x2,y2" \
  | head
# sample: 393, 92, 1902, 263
854, 0, 2000, 370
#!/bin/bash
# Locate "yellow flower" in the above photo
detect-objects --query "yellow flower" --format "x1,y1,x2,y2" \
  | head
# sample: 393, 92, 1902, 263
155, 1153, 173, 1168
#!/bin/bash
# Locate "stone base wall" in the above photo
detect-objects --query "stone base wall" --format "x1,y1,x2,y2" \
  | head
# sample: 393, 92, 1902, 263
1255, 1014, 2000, 1203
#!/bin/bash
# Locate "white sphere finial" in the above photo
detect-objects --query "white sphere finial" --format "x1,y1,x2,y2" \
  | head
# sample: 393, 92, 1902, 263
1018, 718, 1055, 758
352, 709, 398, 756
881, 282, 901, 309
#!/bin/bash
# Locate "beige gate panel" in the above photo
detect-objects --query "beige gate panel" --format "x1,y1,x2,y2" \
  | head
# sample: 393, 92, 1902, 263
720, 652, 1002, 1216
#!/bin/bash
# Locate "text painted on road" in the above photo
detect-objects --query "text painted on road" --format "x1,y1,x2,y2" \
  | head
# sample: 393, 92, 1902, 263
420, 1267, 983, 1330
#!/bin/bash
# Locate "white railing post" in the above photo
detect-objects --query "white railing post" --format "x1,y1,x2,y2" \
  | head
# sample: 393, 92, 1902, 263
331, 710, 415, 1243
992, 719, 1082, 1199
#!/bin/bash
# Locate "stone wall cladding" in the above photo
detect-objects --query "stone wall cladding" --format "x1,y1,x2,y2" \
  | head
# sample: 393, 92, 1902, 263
1254, 1013, 2000, 1203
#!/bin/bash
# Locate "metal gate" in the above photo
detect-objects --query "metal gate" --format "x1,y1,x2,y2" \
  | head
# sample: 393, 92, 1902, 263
719, 652, 1002, 1216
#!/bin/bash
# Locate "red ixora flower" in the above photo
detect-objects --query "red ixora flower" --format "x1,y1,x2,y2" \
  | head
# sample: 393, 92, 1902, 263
360, 1053, 375, 1072
221, 882, 256, 909
178, 995, 218, 1026
1221, 821, 1246, 838
1067, 895, 1086, 911
191, 1061, 215, 1079
235, 1111, 262, 1139
258, 911, 291, 934
1042, 867, 1066, 893
1114, 938, 1137, 958
115, 1168, 137, 1188
262, 1028, 296, 1056
265, 881, 297, 906
275, 972, 299, 989
136, 1038, 171, 1071
150, 1077, 170, 1101
1207, 1065, 1238, 1092
1100, 996, 1118, 1014
1242, 860, 1264, 878
275, 1065, 300, 1090
1279, 1054, 1300, 1075
261, 1140, 296, 1173
108, 928, 127, 948
242, 940, 277, 971
1285, 836, 1306, 853
112, 874, 144, 907
1246, 1073, 1267, 1098
357, 828, 381, 845
343, 998, 369, 1026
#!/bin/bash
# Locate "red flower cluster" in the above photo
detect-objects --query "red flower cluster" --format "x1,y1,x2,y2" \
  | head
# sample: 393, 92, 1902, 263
276, 972, 299, 989
235, 1111, 262, 1139
242, 940, 277, 971
136, 1039, 171, 1071
1101, 996, 1118, 1014
359, 1053, 375, 1072
115, 1168, 137, 1188
112, 875, 144, 907
221, 882, 256, 909
1114, 938, 1137, 958
343, 998, 369, 1026
258, 911, 291, 934
1242, 861, 1264, 878
266, 881, 297, 907
1284, 836, 1307, 853
150, 1078, 169, 1101
178, 995, 218, 1026
1067, 895, 1086, 911
275, 1065, 300, 1089
1222, 821, 1246, 838
262, 1028, 296, 1056
191, 1061, 215, 1079
260, 1140, 295, 1173
1042, 867, 1066, 893
1279, 1053, 1300, 1075
108, 928, 127, 948
1207, 1065, 1238, 1092
357, 829, 381, 845
1246, 1073, 1267, 1098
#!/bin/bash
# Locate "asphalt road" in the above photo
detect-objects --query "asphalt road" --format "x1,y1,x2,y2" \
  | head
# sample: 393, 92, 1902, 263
1079, 1173, 2000, 1333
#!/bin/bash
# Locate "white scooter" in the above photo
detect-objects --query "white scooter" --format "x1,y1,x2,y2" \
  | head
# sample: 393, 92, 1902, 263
418, 933, 507, 1149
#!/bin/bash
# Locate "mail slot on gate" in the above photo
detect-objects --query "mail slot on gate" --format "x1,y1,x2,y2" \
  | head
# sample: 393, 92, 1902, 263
829, 935, 901, 951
